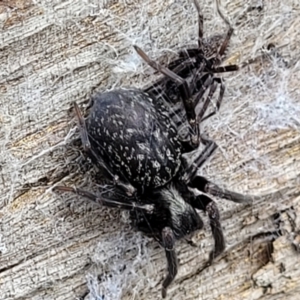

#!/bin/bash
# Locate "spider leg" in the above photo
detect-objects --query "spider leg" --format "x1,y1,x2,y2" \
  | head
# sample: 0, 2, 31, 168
214, 0, 234, 63
189, 175, 255, 204
191, 194, 225, 263
195, 77, 218, 122
54, 186, 154, 212
182, 135, 254, 204
134, 46, 191, 92
190, 72, 224, 128
145, 58, 194, 94
168, 56, 198, 75
192, 74, 214, 111
181, 138, 218, 184
192, 0, 204, 51
189, 60, 208, 95
211, 65, 239, 73
161, 227, 178, 298
198, 77, 225, 122
144, 57, 201, 102
209, 0, 273, 73
210, 55, 266, 73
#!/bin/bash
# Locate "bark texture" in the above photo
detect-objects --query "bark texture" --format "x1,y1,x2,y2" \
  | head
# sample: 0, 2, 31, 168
0, 0, 300, 299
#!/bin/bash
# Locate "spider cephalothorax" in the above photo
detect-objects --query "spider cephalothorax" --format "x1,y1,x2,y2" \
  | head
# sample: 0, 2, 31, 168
56, 0, 257, 298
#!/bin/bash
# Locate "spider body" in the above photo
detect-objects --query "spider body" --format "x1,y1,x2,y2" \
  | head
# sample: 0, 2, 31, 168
87, 89, 182, 190
87, 88, 205, 241
56, 0, 258, 297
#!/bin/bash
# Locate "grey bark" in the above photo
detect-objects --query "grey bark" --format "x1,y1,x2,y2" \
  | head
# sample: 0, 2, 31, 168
0, 0, 300, 299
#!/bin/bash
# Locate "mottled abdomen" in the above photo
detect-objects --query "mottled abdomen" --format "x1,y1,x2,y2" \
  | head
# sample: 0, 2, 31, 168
87, 89, 182, 189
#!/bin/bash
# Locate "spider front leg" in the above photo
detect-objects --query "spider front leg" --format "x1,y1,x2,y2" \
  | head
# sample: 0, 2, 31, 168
193, 0, 232, 60
193, 0, 204, 50
208, 0, 269, 73
161, 227, 178, 298
214, 0, 234, 64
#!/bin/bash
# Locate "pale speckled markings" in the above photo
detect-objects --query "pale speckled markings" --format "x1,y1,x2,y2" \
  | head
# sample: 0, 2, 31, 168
87, 89, 182, 189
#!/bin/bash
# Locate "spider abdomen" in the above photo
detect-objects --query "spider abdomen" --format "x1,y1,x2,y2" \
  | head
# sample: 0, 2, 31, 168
87, 89, 182, 189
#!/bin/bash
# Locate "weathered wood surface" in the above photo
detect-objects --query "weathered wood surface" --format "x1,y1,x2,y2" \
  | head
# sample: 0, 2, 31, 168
1, 0, 300, 299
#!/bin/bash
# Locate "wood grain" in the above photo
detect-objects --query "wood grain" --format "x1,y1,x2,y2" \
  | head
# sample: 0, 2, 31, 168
1, 0, 299, 299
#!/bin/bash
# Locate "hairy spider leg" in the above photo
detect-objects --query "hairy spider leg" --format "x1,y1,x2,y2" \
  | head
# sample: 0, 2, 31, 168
190, 176, 254, 204
195, 76, 218, 121
192, 75, 213, 108
203, 0, 268, 73
181, 138, 218, 184
192, 0, 204, 50
213, 0, 234, 64
73, 101, 91, 152
185, 136, 255, 205
161, 227, 178, 298
180, 133, 254, 204
188, 181, 259, 269
196, 76, 225, 122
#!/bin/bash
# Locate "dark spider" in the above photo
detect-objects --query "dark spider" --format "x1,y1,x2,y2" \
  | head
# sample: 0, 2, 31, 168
55, 0, 257, 298
140, 0, 260, 150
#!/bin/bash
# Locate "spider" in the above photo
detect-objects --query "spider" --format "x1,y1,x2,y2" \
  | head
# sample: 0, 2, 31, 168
55, 0, 257, 297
